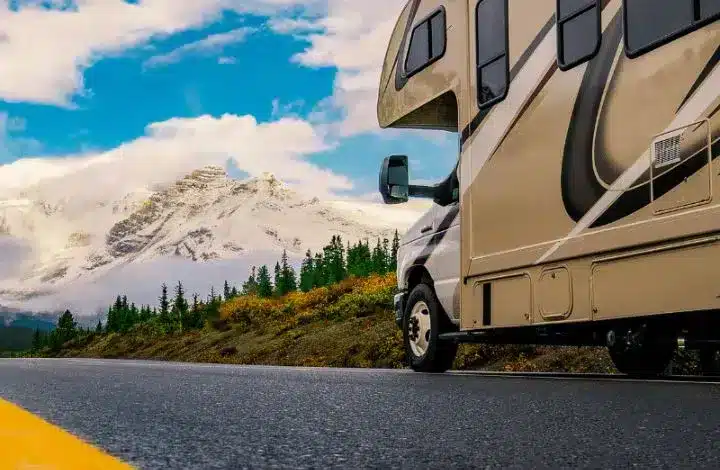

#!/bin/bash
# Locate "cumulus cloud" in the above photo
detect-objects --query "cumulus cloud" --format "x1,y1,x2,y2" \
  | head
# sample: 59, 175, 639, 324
0, 0, 314, 106
0, 0, 436, 139
270, 0, 409, 137
143, 26, 257, 69
0, 0, 412, 134
0, 113, 350, 202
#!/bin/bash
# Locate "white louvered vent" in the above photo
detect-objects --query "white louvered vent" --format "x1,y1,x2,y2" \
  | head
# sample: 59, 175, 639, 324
653, 133, 682, 169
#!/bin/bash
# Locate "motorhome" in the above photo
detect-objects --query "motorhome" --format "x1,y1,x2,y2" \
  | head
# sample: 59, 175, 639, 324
377, 0, 720, 376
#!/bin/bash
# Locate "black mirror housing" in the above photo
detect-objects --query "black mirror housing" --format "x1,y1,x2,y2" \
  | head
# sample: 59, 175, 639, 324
379, 155, 410, 204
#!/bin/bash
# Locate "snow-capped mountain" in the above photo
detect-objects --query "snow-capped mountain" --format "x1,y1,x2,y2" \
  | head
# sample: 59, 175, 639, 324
0, 165, 429, 313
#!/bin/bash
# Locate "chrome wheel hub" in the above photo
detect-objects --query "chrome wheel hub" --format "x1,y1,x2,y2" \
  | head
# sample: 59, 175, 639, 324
408, 301, 431, 357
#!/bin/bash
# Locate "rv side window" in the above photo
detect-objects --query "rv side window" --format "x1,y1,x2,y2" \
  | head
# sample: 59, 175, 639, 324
475, 0, 509, 109
624, 0, 720, 58
404, 8, 447, 78
557, 0, 601, 70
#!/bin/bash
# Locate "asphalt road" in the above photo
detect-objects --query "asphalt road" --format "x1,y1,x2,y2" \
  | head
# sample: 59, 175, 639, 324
1, 359, 719, 469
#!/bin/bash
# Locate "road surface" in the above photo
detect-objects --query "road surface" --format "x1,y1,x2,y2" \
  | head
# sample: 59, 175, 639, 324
1, 358, 719, 469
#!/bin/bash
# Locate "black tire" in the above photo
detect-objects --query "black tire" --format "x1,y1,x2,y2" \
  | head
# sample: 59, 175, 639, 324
607, 324, 675, 376
699, 349, 720, 376
402, 283, 458, 373
608, 346, 674, 376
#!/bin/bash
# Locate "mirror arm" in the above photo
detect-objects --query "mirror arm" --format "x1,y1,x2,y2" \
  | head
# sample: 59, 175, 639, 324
408, 184, 437, 199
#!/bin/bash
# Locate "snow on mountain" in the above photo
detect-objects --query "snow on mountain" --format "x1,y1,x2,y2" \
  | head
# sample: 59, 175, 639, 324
0, 165, 430, 314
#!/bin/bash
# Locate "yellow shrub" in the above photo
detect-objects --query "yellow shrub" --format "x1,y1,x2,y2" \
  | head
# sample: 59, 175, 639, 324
220, 295, 282, 324
218, 273, 398, 329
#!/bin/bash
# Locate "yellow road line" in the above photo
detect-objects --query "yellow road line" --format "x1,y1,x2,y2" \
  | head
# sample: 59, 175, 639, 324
0, 398, 134, 469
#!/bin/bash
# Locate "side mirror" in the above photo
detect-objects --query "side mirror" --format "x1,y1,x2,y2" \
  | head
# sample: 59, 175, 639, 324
379, 155, 409, 204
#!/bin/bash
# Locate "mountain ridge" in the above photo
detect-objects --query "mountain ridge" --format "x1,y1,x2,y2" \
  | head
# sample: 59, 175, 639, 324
0, 165, 428, 313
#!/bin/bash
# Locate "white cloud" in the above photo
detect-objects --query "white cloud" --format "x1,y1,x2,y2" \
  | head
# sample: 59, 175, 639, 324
0, 0, 315, 106
143, 26, 257, 69
267, 16, 323, 34
0, 0, 439, 139
270, 0, 409, 137
0, 112, 44, 165
271, 98, 306, 119
0, 113, 349, 202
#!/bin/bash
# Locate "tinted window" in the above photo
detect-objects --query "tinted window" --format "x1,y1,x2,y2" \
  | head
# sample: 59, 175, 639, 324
478, 58, 507, 104
557, 0, 600, 69
558, 0, 595, 20
430, 13, 446, 59
404, 9, 446, 77
625, 0, 693, 53
700, 0, 720, 19
406, 21, 430, 74
476, 0, 508, 108
476, 0, 506, 64
624, 0, 719, 56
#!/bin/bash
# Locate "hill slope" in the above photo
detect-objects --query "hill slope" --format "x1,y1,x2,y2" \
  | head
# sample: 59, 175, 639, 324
40, 273, 629, 373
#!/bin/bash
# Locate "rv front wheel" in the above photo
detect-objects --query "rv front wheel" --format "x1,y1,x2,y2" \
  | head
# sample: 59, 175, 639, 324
402, 283, 458, 373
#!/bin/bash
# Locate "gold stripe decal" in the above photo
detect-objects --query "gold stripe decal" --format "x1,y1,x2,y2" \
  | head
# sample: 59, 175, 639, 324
0, 398, 134, 469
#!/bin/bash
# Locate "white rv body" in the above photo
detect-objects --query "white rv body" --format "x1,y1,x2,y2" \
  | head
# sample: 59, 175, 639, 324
394, 197, 461, 327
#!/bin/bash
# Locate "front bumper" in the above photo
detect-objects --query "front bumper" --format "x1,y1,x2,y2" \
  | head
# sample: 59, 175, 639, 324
393, 291, 406, 329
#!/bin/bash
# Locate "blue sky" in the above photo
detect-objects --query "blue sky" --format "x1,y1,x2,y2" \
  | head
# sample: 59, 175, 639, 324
0, 0, 458, 200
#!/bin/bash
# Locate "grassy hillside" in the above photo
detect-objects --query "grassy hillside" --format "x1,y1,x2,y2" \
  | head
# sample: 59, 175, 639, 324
29, 272, 660, 373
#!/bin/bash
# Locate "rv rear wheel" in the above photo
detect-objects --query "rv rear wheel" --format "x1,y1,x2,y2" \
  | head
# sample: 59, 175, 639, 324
606, 324, 675, 376
699, 348, 720, 376
403, 283, 458, 373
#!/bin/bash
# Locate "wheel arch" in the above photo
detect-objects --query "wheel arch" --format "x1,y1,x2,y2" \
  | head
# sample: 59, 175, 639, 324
405, 264, 433, 292
405, 264, 456, 326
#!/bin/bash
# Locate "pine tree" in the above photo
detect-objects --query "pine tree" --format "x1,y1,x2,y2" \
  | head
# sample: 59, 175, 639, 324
172, 281, 189, 329
273, 261, 282, 297
257, 265, 273, 298
223, 280, 231, 301
203, 287, 220, 323
346, 242, 357, 278
55, 309, 77, 346
274, 249, 297, 296
106, 304, 117, 333
312, 252, 324, 288
231, 286, 238, 298
242, 266, 258, 296
335, 235, 346, 282
126, 302, 138, 330
371, 238, 386, 274
190, 293, 201, 328
31, 328, 41, 351
108, 295, 123, 332
159, 283, 170, 323
360, 239, 372, 276
390, 229, 400, 271
95, 319, 103, 334
299, 249, 314, 292
381, 237, 390, 273
192, 293, 199, 314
